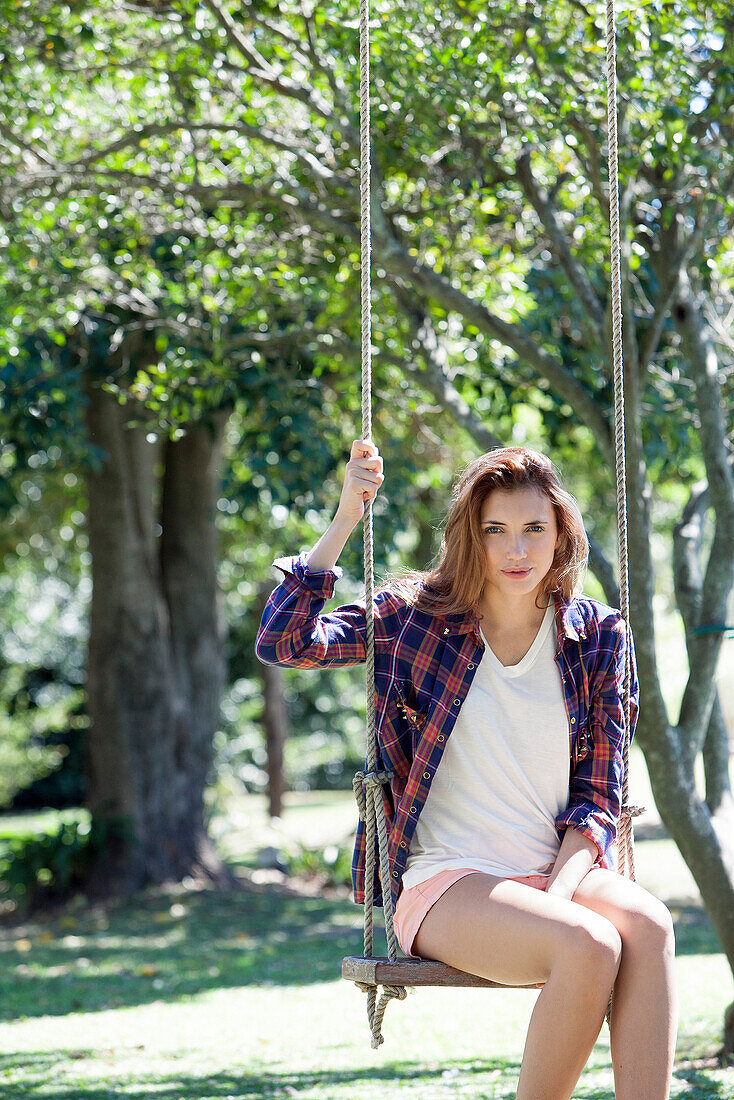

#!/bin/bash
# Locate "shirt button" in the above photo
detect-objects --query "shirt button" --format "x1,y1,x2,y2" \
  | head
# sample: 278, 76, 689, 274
400, 841, 407, 848
454, 699, 461, 705
392, 870, 398, 877
443, 627, 450, 635
570, 717, 576, 724
410, 805, 417, 813
437, 734, 445, 742
423, 771, 430, 780
467, 663, 475, 670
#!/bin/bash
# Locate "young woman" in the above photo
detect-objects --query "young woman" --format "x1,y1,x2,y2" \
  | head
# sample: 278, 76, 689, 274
256, 440, 677, 1100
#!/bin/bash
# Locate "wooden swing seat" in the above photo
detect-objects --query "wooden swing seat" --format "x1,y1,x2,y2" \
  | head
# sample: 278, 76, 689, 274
342, 955, 539, 989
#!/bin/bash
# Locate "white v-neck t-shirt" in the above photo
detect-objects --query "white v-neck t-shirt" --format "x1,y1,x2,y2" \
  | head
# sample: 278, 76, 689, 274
402, 600, 570, 889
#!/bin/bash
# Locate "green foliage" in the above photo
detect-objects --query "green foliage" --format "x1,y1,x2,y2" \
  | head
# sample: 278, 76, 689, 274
2, 0, 729, 536
214, 664, 365, 795
0, 554, 89, 809
286, 839, 353, 887
0, 810, 119, 906
0, 666, 83, 809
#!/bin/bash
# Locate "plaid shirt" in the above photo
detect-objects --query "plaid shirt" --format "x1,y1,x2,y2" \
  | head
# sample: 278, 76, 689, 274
256, 552, 639, 911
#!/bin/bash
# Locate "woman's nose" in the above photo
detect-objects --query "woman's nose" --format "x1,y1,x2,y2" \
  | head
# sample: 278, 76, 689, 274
507, 538, 528, 560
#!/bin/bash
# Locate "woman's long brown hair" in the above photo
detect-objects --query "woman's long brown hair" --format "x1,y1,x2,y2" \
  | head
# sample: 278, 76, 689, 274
387, 447, 589, 617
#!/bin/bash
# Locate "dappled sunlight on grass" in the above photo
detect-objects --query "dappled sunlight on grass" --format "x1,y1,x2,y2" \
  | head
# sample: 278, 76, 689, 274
0, 970, 731, 1098
0, 791, 732, 1098
0, 884, 364, 1023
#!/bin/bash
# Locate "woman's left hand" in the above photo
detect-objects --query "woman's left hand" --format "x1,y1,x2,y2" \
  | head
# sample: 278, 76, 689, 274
546, 827, 598, 901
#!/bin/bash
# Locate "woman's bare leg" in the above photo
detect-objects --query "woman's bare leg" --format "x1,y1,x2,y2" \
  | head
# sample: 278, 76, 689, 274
413, 873, 622, 1100
571, 868, 677, 1100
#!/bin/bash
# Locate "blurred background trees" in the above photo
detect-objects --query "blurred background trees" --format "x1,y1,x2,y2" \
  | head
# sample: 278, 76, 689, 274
0, 0, 732, 1045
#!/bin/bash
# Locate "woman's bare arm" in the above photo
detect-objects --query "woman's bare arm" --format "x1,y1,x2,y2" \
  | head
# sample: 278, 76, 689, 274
306, 438, 383, 572
546, 826, 598, 901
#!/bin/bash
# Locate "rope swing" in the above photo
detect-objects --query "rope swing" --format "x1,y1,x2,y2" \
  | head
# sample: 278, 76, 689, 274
342, 0, 642, 1048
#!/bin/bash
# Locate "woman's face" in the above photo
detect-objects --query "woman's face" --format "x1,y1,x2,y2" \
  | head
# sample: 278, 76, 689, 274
479, 486, 560, 602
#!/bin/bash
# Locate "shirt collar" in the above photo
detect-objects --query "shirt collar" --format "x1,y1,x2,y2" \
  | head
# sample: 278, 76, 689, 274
441, 610, 480, 636
555, 598, 586, 642
439, 595, 586, 642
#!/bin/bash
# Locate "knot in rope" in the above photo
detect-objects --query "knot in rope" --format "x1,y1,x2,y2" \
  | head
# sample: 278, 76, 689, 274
355, 981, 408, 1048
620, 803, 645, 820
355, 981, 407, 1001
352, 769, 394, 822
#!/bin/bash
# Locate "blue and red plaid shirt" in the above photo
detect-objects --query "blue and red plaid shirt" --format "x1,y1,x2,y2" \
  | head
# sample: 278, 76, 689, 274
255, 552, 639, 911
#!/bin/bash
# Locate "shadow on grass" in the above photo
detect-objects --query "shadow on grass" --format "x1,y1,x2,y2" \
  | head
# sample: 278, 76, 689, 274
0, 1054, 525, 1099
0, 881, 365, 1023
2, 1052, 731, 1100
672, 1066, 734, 1099
0, 871, 725, 1026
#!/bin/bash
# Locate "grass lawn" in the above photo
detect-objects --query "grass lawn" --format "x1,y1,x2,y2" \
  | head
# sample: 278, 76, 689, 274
0, 774, 733, 1099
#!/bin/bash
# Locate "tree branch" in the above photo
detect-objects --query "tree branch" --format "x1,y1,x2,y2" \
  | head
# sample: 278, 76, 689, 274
671, 479, 732, 810
586, 532, 619, 607
373, 235, 614, 458
515, 149, 605, 340
673, 272, 734, 748
201, 0, 344, 132
391, 286, 504, 452
703, 697, 732, 815
73, 119, 339, 185
299, 2, 352, 114
88, 157, 612, 459
227, 310, 506, 457
0, 121, 57, 168
563, 114, 608, 220
640, 211, 709, 372
672, 477, 709, 636
101, 169, 362, 239
620, 209, 641, 385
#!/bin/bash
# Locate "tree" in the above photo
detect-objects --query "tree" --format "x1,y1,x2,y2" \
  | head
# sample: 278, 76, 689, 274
2, 0, 734, 1046
83, 332, 230, 890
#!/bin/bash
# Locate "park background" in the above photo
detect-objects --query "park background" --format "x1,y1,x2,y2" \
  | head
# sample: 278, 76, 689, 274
1, 0, 733, 1096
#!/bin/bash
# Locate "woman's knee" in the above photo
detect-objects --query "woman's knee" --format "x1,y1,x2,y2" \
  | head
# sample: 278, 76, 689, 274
627, 896, 676, 960
559, 915, 622, 980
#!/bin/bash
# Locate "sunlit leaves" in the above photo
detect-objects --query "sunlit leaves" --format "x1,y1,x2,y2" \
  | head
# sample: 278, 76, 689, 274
0, 0, 732, 516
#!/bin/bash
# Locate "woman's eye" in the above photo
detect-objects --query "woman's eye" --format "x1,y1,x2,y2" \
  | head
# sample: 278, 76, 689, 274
483, 525, 546, 534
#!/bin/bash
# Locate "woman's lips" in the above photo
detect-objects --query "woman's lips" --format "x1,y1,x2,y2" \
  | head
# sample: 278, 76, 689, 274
502, 568, 532, 577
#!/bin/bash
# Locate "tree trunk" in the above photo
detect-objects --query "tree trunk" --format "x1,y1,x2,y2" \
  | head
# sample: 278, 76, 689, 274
261, 663, 287, 819
257, 583, 288, 818
83, 383, 231, 894
703, 701, 731, 816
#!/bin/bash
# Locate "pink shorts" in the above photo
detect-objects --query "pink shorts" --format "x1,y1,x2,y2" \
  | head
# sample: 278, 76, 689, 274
394, 868, 550, 957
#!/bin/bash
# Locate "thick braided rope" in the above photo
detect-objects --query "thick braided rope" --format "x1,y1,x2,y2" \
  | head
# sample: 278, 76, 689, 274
605, 0, 638, 885
352, 770, 406, 1047
355, 0, 406, 1048
605, 0, 646, 1029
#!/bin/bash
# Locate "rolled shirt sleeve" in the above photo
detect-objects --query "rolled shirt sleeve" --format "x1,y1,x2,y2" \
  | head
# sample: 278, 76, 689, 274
255, 551, 403, 668
555, 616, 639, 860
